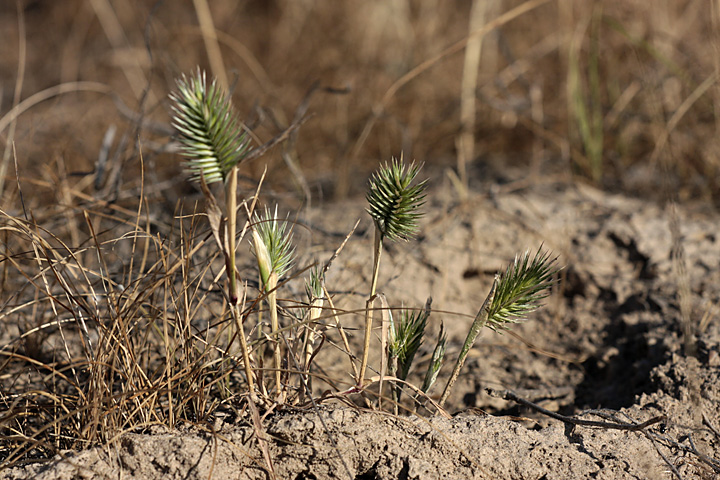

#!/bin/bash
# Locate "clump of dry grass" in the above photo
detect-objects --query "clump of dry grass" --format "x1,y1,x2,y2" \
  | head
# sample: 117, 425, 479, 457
0, 176, 273, 459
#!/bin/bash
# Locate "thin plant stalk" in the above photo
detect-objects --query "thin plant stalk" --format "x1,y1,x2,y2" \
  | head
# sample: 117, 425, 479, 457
457, 0, 488, 195
369, 227, 383, 298
227, 166, 255, 395
231, 284, 255, 397
301, 304, 321, 393
267, 271, 281, 395
303, 297, 323, 368
169, 70, 255, 394
227, 166, 239, 303
302, 268, 324, 392
438, 276, 497, 406
358, 227, 383, 386
251, 227, 280, 395
323, 284, 359, 380
255, 290, 267, 397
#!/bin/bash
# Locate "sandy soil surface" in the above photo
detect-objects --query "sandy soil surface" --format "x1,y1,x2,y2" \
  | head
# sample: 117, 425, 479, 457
3, 175, 719, 480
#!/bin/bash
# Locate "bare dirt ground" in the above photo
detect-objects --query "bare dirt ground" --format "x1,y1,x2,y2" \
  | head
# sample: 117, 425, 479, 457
3, 172, 719, 479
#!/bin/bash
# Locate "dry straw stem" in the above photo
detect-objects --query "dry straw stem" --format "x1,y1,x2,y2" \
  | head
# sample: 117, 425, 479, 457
457, 0, 490, 193
192, 0, 229, 89
0, 3, 26, 200
350, 0, 552, 163
0, 82, 112, 138
89, 0, 154, 103
648, 70, 719, 166
0, 186, 249, 457
322, 284, 359, 381
208, 28, 276, 95
227, 168, 257, 396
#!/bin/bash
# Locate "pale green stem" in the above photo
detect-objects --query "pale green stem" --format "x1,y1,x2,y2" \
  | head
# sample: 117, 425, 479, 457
227, 167, 239, 303
358, 227, 383, 387
227, 166, 255, 395
303, 297, 323, 391
232, 302, 255, 396
255, 285, 267, 397
369, 227, 383, 298
388, 352, 399, 415
438, 275, 498, 407
267, 272, 282, 396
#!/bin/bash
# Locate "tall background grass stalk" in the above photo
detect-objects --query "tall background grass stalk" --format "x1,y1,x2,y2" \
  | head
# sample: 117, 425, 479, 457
568, 3, 604, 182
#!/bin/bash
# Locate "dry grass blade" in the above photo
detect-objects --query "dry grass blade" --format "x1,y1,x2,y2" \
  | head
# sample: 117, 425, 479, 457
350, 0, 552, 162
0, 3, 26, 199
0, 82, 112, 137
457, 0, 489, 193
89, 0, 153, 102
192, 0, 228, 89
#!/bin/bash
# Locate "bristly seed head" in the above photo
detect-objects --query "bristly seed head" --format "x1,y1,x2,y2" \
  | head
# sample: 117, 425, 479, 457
366, 156, 427, 242
486, 248, 560, 332
169, 69, 250, 184
251, 205, 295, 289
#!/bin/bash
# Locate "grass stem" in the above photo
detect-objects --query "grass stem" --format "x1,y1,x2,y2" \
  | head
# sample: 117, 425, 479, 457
227, 167, 238, 303
267, 272, 282, 396
358, 226, 383, 387
438, 276, 497, 406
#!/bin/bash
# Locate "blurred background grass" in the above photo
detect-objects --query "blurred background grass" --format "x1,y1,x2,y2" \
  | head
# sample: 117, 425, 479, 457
1, 0, 719, 207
